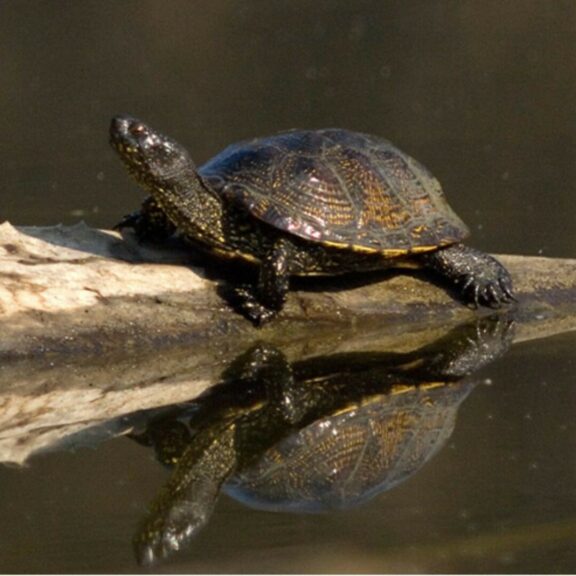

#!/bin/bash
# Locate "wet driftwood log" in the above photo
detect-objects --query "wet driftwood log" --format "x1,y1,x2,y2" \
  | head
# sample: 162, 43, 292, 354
0, 221, 575, 464
2, 221, 576, 356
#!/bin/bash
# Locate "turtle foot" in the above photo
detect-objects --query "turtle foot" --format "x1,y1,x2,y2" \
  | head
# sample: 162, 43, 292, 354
230, 286, 279, 326
422, 244, 516, 309
114, 197, 176, 243
460, 266, 515, 308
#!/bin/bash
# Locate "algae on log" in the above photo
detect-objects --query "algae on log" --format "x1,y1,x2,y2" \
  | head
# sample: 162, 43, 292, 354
1, 221, 576, 358
1, 221, 576, 464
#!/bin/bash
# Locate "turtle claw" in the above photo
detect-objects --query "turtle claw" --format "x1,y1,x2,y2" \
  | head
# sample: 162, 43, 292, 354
460, 267, 515, 309
500, 279, 517, 303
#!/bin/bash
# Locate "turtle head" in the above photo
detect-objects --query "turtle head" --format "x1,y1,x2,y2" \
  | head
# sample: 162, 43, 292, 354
110, 115, 226, 248
110, 115, 195, 187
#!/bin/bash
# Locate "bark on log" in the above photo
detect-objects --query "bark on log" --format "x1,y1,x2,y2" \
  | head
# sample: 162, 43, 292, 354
0, 221, 575, 464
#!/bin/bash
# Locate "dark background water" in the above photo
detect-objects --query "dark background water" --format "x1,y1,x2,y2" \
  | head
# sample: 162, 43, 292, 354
0, 1, 575, 573
1, 1, 575, 258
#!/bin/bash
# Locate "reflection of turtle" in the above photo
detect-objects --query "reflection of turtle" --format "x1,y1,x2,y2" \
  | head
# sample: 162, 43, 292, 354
227, 378, 469, 514
110, 116, 514, 324
130, 316, 513, 564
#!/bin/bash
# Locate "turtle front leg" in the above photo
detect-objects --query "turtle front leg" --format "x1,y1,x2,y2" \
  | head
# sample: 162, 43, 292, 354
420, 244, 515, 308
115, 195, 176, 243
234, 238, 293, 326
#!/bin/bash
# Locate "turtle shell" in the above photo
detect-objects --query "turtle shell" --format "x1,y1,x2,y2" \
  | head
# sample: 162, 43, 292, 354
201, 129, 469, 254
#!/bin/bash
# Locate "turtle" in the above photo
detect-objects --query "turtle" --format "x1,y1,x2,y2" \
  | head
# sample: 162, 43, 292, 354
129, 315, 514, 563
109, 116, 515, 325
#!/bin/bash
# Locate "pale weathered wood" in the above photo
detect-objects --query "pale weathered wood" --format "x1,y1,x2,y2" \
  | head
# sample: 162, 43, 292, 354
1, 221, 576, 357
0, 221, 575, 464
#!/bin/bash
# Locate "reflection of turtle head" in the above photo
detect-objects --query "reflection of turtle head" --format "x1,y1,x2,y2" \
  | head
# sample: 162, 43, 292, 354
225, 380, 475, 512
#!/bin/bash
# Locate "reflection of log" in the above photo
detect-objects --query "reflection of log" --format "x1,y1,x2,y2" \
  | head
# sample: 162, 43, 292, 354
0, 221, 575, 464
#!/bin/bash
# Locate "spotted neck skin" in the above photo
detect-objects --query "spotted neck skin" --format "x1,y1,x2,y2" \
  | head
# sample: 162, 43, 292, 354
142, 167, 225, 248
110, 115, 225, 248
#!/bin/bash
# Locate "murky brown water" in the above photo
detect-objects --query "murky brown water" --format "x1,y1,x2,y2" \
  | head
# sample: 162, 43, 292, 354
0, 330, 574, 573
0, 1, 575, 573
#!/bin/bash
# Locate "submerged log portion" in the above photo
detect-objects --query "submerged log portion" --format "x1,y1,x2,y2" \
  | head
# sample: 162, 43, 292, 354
0, 221, 575, 464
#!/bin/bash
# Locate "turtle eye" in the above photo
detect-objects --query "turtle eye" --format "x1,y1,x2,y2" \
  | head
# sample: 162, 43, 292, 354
130, 122, 147, 136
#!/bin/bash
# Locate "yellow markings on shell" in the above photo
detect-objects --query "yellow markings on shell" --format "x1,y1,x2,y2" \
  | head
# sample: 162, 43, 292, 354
390, 381, 446, 395
209, 245, 260, 263
319, 238, 439, 257
404, 245, 440, 254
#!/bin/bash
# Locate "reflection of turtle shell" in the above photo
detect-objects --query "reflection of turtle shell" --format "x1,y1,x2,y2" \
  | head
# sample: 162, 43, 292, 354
224, 381, 475, 512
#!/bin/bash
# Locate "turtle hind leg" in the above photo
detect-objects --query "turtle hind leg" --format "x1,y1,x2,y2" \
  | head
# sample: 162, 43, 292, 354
420, 243, 515, 308
231, 238, 293, 326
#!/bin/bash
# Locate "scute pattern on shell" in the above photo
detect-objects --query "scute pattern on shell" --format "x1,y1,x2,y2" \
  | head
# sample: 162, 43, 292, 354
201, 129, 469, 252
